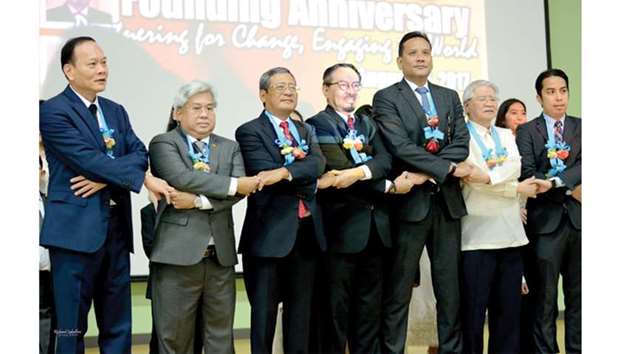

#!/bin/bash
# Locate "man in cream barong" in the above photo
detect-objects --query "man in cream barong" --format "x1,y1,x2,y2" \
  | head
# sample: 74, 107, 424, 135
456, 80, 544, 354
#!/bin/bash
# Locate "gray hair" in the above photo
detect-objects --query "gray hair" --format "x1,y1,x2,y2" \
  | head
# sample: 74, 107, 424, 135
172, 80, 216, 111
259, 67, 295, 91
462, 80, 499, 103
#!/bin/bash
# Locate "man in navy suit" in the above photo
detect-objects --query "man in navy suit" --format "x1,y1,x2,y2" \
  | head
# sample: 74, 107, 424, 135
516, 68, 581, 353
235, 67, 326, 354
39, 36, 173, 354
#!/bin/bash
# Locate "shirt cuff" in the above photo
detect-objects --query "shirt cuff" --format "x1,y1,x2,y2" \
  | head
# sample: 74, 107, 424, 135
385, 180, 393, 194
199, 194, 213, 210
360, 165, 372, 180
550, 176, 565, 188
504, 181, 518, 198
228, 177, 238, 196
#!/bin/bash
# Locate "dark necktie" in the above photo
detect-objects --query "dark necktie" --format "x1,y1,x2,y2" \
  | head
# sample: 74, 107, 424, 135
414, 86, 431, 115
554, 120, 564, 143
347, 115, 355, 130
279, 120, 309, 218
88, 104, 98, 120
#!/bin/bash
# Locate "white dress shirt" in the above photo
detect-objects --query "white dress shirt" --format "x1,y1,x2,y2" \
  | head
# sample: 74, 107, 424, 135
460, 121, 528, 251
39, 194, 51, 271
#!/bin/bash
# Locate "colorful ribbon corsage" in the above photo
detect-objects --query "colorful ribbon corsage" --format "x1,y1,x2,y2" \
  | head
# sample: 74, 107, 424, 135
275, 138, 309, 166
342, 130, 373, 164
545, 140, 570, 177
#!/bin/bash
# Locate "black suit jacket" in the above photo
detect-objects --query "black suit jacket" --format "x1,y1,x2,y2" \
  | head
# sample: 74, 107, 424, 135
235, 111, 327, 257
372, 79, 469, 222
516, 114, 581, 234
306, 105, 392, 253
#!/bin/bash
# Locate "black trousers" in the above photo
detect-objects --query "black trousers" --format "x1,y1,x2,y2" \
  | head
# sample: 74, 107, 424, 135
520, 244, 559, 354
40, 270, 55, 354
533, 217, 581, 354
325, 225, 384, 354
243, 217, 320, 354
460, 248, 523, 354
381, 195, 462, 354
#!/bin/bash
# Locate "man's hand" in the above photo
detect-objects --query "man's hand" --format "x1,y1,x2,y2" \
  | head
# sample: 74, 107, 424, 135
144, 174, 175, 204
317, 173, 337, 189
517, 177, 539, 198
521, 279, 530, 295
257, 168, 289, 191
329, 167, 365, 189
407, 172, 431, 185
237, 176, 260, 195
463, 164, 490, 184
453, 162, 473, 178
533, 179, 553, 194
169, 190, 196, 209
71, 175, 107, 197
392, 171, 415, 194
571, 184, 582, 202
520, 208, 528, 225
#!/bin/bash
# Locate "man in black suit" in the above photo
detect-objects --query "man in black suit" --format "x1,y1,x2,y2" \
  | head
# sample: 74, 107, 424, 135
516, 68, 581, 354
306, 63, 410, 354
372, 31, 471, 354
235, 67, 327, 354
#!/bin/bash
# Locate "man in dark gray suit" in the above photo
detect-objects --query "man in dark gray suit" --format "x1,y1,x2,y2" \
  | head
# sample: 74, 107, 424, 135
148, 80, 260, 354
372, 31, 471, 354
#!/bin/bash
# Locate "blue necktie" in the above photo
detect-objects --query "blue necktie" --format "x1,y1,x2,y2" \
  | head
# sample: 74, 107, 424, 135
415, 86, 431, 116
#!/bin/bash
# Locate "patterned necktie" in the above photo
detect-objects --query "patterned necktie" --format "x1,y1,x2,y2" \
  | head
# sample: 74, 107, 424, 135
279, 120, 309, 218
415, 86, 431, 116
554, 120, 564, 143
193, 140, 205, 153
88, 104, 98, 120
347, 115, 355, 130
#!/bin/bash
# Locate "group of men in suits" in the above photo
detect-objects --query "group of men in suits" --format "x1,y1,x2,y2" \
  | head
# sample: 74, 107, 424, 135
40, 31, 580, 354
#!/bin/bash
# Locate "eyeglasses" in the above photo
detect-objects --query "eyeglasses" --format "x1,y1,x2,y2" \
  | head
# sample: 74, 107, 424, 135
325, 81, 362, 92
270, 83, 300, 93
189, 104, 217, 114
472, 96, 498, 103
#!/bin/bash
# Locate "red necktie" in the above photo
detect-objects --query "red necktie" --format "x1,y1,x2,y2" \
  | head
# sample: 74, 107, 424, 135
279, 121, 309, 218
347, 115, 355, 130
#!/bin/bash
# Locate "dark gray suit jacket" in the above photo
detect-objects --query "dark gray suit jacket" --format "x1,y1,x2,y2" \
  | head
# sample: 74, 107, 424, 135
516, 114, 581, 234
148, 128, 245, 267
373, 79, 469, 222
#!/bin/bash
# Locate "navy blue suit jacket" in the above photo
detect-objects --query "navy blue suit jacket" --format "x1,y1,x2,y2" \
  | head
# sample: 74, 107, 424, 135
40, 86, 147, 253
235, 111, 327, 257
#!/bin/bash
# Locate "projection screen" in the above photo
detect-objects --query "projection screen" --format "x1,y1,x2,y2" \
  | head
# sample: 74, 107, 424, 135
39, 0, 548, 275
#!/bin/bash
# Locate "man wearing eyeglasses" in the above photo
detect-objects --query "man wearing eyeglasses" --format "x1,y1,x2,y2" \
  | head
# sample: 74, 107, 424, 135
372, 31, 471, 354
235, 67, 327, 354
305, 63, 412, 354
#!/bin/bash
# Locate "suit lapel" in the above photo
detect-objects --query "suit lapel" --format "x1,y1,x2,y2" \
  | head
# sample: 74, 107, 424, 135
428, 82, 449, 144
173, 127, 195, 169
562, 116, 578, 150
259, 112, 284, 162
397, 79, 428, 136
534, 114, 549, 143
208, 134, 220, 173
324, 105, 349, 138
62, 86, 105, 150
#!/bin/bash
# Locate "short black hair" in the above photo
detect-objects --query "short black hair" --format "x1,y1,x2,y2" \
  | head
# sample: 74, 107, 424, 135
496, 98, 526, 129
322, 63, 361, 85
60, 36, 96, 70
535, 68, 569, 96
398, 31, 432, 57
